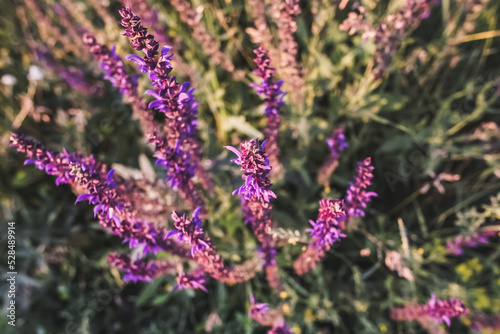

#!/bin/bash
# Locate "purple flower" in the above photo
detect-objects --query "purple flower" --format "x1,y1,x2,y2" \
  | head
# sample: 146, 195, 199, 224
249, 293, 287, 329
83, 33, 156, 134
390, 294, 469, 326
171, 269, 207, 292
226, 139, 276, 202
10, 133, 190, 259
250, 46, 286, 180
119, 7, 212, 205
294, 199, 346, 275
167, 209, 263, 284
340, 0, 436, 77
226, 139, 279, 280
344, 157, 378, 220
326, 127, 348, 160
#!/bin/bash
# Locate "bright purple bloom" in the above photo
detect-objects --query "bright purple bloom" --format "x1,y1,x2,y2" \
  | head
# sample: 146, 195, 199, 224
10, 133, 191, 259
167, 209, 263, 284
225, 139, 276, 202
250, 46, 286, 179
294, 199, 346, 275
249, 293, 270, 319
251, 46, 286, 118
391, 294, 469, 326
171, 269, 207, 292
226, 139, 279, 288
344, 157, 377, 220
119, 7, 212, 205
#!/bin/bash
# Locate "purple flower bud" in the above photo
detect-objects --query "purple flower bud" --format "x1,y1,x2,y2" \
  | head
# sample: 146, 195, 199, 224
344, 157, 378, 220
391, 294, 469, 326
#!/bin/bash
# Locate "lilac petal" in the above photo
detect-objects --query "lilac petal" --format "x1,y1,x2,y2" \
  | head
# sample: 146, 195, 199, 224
75, 193, 93, 203
24, 159, 36, 165
144, 89, 162, 99
224, 146, 241, 159
106, 169, 115, 186
125, 54, 145, 65
164, 230, 181, 240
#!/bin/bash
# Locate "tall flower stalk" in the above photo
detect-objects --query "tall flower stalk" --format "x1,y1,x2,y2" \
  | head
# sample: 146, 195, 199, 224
9, 134, 190, 258
83, 33, 157, 135
166, 208, 264, 284
119, 7, 213, 207
295, 157, 376, 275
251, 46, 286, 180
226, 138, 282, 290
294, 199, 346, 275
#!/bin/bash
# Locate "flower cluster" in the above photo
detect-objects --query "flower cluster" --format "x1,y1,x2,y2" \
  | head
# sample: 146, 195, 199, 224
9, 133, 190, 258
226, 139, 276, 202
390, 294, 469, 326
344, 157, 378, 221
294, 199, 346, 275
317, 127, 348, 185
446, 229, 498, 255
83, 33, 156, 134
251, 46, 286, 180
226, 139, 280, 288
172, 268, 207, 292
167, 209, 264, 284
119, 7, 212, 205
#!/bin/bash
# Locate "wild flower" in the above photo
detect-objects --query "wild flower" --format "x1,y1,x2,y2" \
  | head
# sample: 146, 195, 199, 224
83, 34, 156, 134
167, 209, 264, 284
344, 157, 378, 221
226, 139, 281, 288
249, 293, 285, 328
317, 127, 348, 186
119, 7, 212, 204
294, 199, 346, 275
269, 0, 304, 104
9, 133, 190, 257
171, 268, 208, 292
390, 294, 469, 326
251, 46, 286, 180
